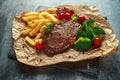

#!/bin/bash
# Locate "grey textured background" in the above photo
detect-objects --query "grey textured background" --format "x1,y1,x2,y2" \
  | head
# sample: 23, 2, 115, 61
0, 0, 120, 80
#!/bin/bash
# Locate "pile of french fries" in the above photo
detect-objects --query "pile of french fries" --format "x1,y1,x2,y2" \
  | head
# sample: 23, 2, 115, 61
21, 8, 59, 46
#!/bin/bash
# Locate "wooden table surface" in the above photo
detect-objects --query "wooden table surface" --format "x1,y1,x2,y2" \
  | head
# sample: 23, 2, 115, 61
0, 0, 120, 80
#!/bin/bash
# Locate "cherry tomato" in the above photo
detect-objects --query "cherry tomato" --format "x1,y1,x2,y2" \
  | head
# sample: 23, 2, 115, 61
93, 38, 102, 48
56, 7, 74, 20
35, 42, 43, 50
64, 7, 70, 13
69, 10, 74, 16
78, 16, 86, 23
64, 7, 74, 16
56, 9, 60, 14
64, 12, 71, 20
57, 13, 64, 20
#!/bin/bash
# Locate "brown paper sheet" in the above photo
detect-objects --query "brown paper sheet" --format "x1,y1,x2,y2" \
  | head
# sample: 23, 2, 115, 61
12, 5, 119, 66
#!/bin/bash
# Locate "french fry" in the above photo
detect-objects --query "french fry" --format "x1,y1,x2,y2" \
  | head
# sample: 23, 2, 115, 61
24, 12, 39, 17
45, 8, 57, 13
28, 21, 32, 27
24, 26, 31, 30
22, 15, 39, 22
31, 19, 47, 24
39, 15, 45, 19
40, 25, 46, 33
28, 19, 50, 28
29, 22, 39, 28
34, 39, 43, 43
29, 21, 45, 37
21, 11, 59, 47
25, 36, 36, 46
27, 21, 32, 26
39, 12, 59, 23
35, 33, 42, 39
51, 14, 57, 17
21, 28, 32, 36
28, 20, 41, 28
43, 19, 51, 22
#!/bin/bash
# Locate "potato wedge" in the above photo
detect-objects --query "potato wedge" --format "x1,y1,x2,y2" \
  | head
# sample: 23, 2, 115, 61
25, 36, 36, 46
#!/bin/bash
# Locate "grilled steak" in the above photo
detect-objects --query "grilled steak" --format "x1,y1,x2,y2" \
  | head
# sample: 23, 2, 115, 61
43, 20, 81, 54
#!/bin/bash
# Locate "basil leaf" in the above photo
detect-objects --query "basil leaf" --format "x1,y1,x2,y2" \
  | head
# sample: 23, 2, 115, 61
46, 23, 54, 32
86, 19, 95, 27
71, 14, 78, 21
93, 27, 106, 35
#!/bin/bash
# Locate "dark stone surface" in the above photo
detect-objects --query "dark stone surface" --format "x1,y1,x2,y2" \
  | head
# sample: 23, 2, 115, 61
0, 0, 120, 80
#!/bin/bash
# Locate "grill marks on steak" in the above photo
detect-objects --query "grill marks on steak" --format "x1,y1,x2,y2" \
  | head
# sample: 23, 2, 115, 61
43, 20, 81, 54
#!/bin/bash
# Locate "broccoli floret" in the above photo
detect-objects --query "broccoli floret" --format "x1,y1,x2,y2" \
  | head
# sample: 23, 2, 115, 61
74, 19, 106, 51
85, 28, 94, 41
81, 19, 96, 31
76, 29, 85, 39
81, 22, 87, 31
74, 37, 92, 50
76, 27, 94, 41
